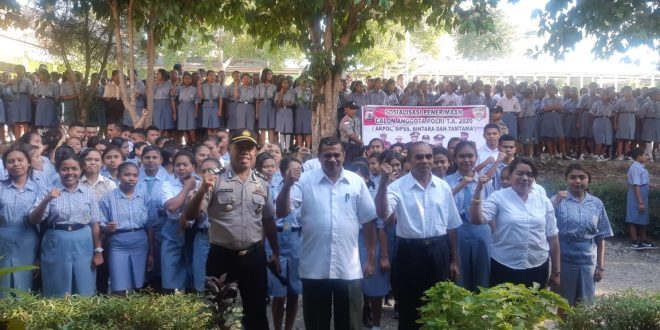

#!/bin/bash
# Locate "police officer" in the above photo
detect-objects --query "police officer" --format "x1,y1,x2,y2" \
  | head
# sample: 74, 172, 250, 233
185, 129, 280, 330
338, 101, 363, 165
434, 134, 445, 147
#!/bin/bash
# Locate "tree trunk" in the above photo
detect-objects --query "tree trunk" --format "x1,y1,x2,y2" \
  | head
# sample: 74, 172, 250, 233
123, 0, 137, 124
311, 72, 341, 154
108, 0, 137, 125
99, 26, 114, 79
144, 1, 156, 127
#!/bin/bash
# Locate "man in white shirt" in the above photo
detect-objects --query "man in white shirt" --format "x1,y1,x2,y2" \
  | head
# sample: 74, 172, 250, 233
375, 141, 461, 330
277, 136, 377, 330
475, 124, 502, 174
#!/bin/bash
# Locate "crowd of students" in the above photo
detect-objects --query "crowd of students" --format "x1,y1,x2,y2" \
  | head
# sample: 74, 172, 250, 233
0, 63, 656, 330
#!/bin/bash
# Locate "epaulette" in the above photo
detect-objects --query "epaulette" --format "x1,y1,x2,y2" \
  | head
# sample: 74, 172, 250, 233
253, 170, 268, 182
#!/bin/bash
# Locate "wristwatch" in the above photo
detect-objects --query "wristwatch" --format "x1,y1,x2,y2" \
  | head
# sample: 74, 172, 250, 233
94, 247, 104, 253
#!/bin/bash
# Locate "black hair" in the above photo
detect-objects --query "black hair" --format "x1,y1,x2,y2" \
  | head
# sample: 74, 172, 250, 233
118, 161, 139, 175
453, 140, 477, 158
157, 68, 170, 81
499, 134, 516, 144
256, 152, 275, 172
110, 137, 126, 149
69, 121, 84, 129
55, 151, 81, 171
131, 128, 146, 137
564, 163, 592, 184
161, 146, 178, 168
80, 147, 102, 164
318, 136, 344, 154
631, 147, 646, 160
146, 125, 160, 133
193, 143, 211, 155
378, 149, 404, 165
2, 143, 32, 182
18, 131, 41, 146
130, 142, 148, 159
389, 142, 406, 151
508, 157, 538, 178
86, 136, 100, 149
279, 156, 302, 177
368, 151, 381, 160
201, 157, 221, 168
368, 138, 384, 149
432, 146, 450, 157
172, 150, 196, 167
406, 141, 431, 157
102, 145, 124, 160
199, 135, 218, 145
141, 145, 162, 159
483, 123, 500, 133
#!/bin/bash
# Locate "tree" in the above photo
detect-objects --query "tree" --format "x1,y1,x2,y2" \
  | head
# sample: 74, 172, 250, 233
454, 9, 515, 60
533, 0, 659, 62
0, 1, 28, 29
223, 0, 500, 148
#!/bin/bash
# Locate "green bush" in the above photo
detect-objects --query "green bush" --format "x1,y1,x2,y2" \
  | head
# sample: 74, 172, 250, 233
417, 281, 570, 330
561, 290, 660, 330
536, 178, 660, 236
0, 293, 213, 329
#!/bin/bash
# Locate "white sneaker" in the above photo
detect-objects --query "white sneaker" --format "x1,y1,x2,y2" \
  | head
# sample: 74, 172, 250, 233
578, 154, 585, 160
616, 155, 624, 161
596, 155, 607, 162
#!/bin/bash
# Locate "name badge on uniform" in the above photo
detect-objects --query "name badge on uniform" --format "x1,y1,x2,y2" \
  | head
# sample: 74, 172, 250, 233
220, 188, 233, 192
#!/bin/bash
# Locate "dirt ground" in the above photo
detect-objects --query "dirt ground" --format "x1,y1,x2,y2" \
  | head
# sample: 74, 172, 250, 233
270, 159, 660, 329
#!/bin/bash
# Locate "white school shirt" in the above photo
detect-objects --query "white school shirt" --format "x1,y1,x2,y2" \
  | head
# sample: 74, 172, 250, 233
481, 187, 558, 269
477, 144, 499, 169
385, 173, 461, 239
290, 168, 377, 280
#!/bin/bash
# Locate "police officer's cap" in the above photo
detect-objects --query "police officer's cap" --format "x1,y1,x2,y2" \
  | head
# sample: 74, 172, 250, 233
410, 132, 420, 137
345, 101, 360, 109
434, 134, 445, 140
230, 129, 258, 145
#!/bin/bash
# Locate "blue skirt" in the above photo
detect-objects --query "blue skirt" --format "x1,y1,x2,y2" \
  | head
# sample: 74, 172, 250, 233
615, 113, 636, 140
234, 103, 255, 130
108, 230, 148, 292
0, 98, 5, 124
592, 117, 612, 145
258, 99, 276, 129
294, 106, 312, 134
226, 101, 238, 130
201, 101, 221, 129
563, 113, 579, 139
358, 230, 390, 297
153, 99, 174, 130
61, 99, 77, 124
627, 184, 649, 225
541, 112, 564, 138
519, 117, 538, 144
275, 107, 294, 134
266, 228, 303, 297
9, 94, 31, 123
579, 111, 593, 138
502, 112, 518, 139
177, 101, 197, 130
35, 98, 58, 127
160, 218, 190, 290
641, 118, 660, 143
559, 239, 596, 306
457, 222, 491, 291
191, 230, 210, 292
0, 225, 38, 295
41, 226, 96, 297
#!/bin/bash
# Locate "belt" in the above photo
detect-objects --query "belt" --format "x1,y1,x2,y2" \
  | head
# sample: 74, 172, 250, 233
277, 227, 301, 232
595, 115, 610, 118
397, 235, 446, 247
19, 92, 29, 95
644, 117, 657, 119
50, 223, 88, 231
233, 101, 254, 105
38, 95, 54, 100
114, 228, 145, 234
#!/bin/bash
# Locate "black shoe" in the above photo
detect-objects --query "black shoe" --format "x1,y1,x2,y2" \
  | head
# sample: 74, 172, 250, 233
631, 241, 641, 250
362, 303, 373, 328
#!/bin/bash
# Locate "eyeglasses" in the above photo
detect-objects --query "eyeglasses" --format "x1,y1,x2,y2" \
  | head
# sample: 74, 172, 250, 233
414, 153, 433, 160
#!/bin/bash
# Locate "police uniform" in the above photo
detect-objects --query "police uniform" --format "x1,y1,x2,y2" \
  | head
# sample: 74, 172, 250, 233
201, 129, 276, 330
434, 134, 445, 146
406, 131, 420, 149
339, 102, 363, 163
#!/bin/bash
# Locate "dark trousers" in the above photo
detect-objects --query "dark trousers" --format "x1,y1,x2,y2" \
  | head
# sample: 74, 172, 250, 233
302, 278, 363, 330
106, 99, 124, 123
392, 236, 451, 330
343, 142, 363, 166
490, 258, 549, 288
206, 242, 268, 330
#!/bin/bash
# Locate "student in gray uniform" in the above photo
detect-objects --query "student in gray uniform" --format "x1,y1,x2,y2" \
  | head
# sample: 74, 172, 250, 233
540, 84, 569, 159
153, 69, 175, 135
198, 70, 224, 136
225, 71, 242, 130
232, 73, 256, 130
294, 78, 313, 149
174, 72, 199, 144
60, 70, 80, 124
34, 69, 60, 129
9, 65, 34, 138
552, 163, 612, 305
347, 81, 368, 117
275, 78, 295, 151
462, 81, 485, 106
256, 68, 277, 145
589, 90, 614, 161
367, 78, 389, 105
384, 79, 399, 105
639, 89, 660, 158
519, 88, 537, 157
577, 82, 600, 159
563, 87, 580, 157
614, 86, 638, 160
401, 82, 421, 106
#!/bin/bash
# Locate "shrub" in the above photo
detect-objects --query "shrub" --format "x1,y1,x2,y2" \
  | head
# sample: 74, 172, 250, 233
417, 281, 570, 330
0, 293, 213, 329
562, 290, 660, 330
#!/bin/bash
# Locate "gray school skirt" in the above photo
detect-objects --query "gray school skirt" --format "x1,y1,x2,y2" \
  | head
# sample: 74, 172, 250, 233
177, 101, 197, 130
641, 118, 660, 142
108, 230, 148, 292
579, 111, 593, 138
226, 101, 238, 129
615, 112, 636, 140
563, 113, 579, 139
502, 112, 518, 139
234, 102, 255, 130
10, 94, 31, 123
41, 225, 96, 297
559, 239, 597, 306
153, 99, 174, 130
519, 116, 538, 144
258, 99, 276, 129
541, 112, 564, 138
201, 101, 221, 129
275, 107, 294, 133
592, 117, 612, 145
35, 98, 58, 127
295, 105, 313, 134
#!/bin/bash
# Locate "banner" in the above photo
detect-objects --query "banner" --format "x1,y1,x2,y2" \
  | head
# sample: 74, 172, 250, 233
361, 105, 490, 150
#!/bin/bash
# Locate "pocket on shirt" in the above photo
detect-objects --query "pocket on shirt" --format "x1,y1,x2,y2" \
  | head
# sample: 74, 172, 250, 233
252, 194, 265, 215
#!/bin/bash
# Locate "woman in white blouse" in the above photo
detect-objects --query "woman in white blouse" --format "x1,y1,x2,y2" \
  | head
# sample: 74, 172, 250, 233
469, 157, 560, 289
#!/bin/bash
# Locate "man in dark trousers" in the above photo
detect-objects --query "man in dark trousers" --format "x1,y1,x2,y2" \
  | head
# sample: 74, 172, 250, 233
185, 129, 280, 330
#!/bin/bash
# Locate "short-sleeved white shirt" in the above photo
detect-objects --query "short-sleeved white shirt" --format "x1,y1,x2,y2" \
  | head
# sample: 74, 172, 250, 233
481, 187, 558, 269
385, 173, 461, 239
291, 168, 377, 280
